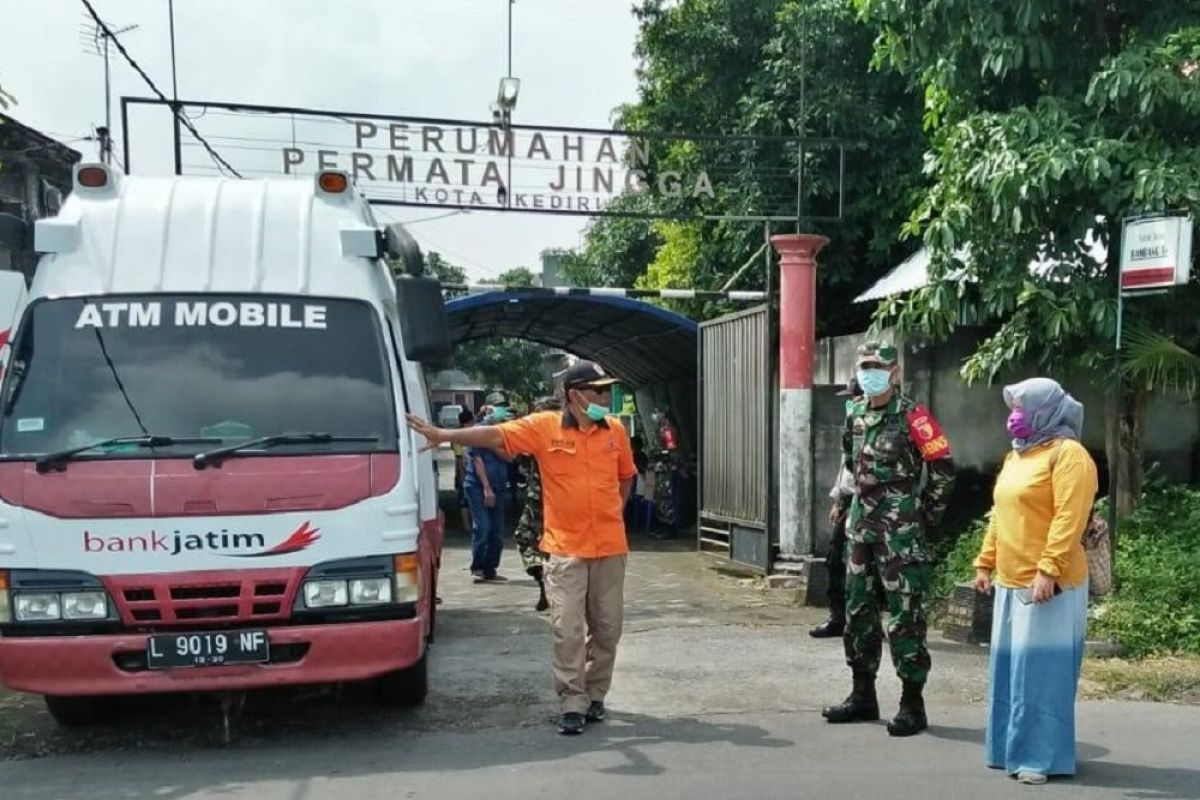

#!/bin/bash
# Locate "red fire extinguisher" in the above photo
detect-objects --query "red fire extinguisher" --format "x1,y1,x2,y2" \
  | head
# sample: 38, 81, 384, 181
657, 413, 678, 451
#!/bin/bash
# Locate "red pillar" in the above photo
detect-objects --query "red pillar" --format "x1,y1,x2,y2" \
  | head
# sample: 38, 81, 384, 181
772, 234, 829, 390
770, 233, 828, 558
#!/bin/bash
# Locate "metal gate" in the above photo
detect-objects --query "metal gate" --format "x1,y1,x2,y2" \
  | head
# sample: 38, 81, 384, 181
697, 305, 775, 572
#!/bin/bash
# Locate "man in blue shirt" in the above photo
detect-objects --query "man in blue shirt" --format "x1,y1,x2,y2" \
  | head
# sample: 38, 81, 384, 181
464, 391, 513, 582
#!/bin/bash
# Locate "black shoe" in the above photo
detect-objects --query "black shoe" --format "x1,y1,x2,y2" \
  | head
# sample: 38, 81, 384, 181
557, 712, 586, 735
822, 673, 879, 723
887, 708, 928, 737
809, 618, 845, 638
585, 701, 606, 722
887, 681, 928, 737
823, 694, 880, 723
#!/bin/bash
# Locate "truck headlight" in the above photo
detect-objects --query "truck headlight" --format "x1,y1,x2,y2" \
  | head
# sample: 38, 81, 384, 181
349, 578, 392, 605
393, 553, 420, 604
0, 570, 9, 623
62, 591, 108, 620
15, 592, 62, 622
303, 580, 349, 608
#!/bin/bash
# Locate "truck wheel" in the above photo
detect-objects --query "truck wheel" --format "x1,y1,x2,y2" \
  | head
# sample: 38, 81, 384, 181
374, 653, 428, 707
44, 695, 112, 727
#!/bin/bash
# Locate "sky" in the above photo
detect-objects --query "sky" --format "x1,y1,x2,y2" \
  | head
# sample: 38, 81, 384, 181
0, 0, 643, 282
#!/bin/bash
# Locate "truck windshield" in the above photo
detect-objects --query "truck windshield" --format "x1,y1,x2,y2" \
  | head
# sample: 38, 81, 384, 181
0, 294, 398, 459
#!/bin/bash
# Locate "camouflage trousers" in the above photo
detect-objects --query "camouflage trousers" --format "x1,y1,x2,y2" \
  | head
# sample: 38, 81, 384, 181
514, 508, 547, 574
652, 459, 678, 527
843, 535, 932, 685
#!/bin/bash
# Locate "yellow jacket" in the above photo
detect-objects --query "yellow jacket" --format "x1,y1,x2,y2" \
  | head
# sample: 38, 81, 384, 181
974, 438, 1097, 588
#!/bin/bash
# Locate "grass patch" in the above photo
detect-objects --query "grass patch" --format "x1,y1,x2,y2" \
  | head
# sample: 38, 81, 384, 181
1081, 656, 1200, 703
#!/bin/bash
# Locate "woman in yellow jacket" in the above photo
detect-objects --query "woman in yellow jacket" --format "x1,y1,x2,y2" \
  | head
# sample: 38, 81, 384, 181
973, 377, 1097, 785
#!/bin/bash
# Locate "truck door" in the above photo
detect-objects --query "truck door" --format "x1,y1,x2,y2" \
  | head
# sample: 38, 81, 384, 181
0, 271, 28, 379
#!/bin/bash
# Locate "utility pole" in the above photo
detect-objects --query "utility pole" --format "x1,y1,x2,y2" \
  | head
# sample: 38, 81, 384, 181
169, 0, 182, 175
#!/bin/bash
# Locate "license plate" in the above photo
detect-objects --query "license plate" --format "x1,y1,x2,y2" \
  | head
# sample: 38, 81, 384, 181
146, 630, 270, 669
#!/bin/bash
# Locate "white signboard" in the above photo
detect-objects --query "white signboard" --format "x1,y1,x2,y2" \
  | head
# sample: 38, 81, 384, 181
1120, 215, 1195, 291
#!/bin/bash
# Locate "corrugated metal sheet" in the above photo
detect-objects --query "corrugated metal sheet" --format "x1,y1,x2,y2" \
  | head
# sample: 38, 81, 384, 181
699, 306, 768, 526
855, 234, 1107, 303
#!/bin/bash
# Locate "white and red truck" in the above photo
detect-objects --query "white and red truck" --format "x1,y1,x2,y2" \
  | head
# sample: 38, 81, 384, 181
0, 164, 449, 725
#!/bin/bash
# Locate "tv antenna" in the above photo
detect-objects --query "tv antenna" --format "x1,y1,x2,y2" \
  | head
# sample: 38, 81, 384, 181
80, 11, 139, 165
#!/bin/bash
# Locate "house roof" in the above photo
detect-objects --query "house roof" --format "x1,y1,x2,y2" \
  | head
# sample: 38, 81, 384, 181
446, 291, 697, 388
0, 113, 82, 168
854, 234, 1107, 304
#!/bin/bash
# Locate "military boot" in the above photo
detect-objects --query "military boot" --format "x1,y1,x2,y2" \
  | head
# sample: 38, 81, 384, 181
887, 680, 928, 737
822, 671, 879, 723
809, 594, 846, 638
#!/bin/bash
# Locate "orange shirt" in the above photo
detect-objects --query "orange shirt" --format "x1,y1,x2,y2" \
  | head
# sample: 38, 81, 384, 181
975, 438, 1097, 588
497, 411, 637, 558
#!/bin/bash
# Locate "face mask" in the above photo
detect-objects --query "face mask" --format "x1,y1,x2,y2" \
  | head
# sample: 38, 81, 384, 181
490, 406, 511, 422
585, 403, 608, 422
856, 368, 892, 398
1006, 408, 1033, 439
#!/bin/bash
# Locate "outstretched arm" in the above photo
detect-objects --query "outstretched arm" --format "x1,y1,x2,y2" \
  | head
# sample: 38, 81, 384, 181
407, 415, 504, 451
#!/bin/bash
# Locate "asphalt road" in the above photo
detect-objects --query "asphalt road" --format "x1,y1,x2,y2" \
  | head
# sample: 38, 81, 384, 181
2, 527, 1197, 800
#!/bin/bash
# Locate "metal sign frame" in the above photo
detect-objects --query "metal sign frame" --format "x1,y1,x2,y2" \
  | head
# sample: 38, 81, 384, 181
120, 96, 853, 223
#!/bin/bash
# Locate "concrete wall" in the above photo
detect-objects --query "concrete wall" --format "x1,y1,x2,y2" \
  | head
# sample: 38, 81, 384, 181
809, 326, 1200, 551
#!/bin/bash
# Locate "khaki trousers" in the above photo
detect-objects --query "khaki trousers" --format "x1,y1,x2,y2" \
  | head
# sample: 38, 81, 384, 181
544, 553, 627, 715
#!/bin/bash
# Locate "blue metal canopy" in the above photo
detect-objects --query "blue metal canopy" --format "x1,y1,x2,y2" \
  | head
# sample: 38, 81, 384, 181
446, 291, 697, 388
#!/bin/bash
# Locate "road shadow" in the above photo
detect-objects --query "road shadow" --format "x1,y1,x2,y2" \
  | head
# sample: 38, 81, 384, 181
1073, 761, 1200, 799
0, 708, 793, 798
926, 724, 1110, 761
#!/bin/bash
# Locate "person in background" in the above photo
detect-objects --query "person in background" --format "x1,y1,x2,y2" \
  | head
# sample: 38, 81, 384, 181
649, 408, 681, 539
453, 408, 476, 531
407, 360, 636, 736
514, 396, 562, 612
823, 342, 955, 737
973, 377, 1097, 785
463, 392, 513, 583
811, 378, 860, 638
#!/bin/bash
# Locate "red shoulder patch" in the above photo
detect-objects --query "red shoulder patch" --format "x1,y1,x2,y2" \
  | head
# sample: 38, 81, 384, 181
906, 405, 951, 461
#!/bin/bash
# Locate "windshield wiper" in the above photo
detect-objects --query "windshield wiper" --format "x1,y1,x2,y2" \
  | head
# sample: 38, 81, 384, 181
192, 432, 380, 470
35, 435, 223, 474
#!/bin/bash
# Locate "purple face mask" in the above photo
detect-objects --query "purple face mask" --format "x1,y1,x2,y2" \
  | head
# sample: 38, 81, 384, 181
1007, 408, 1034, 440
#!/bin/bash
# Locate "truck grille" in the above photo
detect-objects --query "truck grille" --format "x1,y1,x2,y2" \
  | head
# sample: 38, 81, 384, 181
106, 569, 302, 628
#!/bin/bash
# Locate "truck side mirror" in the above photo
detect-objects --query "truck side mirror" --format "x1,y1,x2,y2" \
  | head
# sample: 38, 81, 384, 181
395, 275, 452, 364
382, 223, 424, 277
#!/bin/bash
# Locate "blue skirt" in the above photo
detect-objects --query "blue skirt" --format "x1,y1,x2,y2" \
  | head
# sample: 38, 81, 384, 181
986, 582, 1088, 777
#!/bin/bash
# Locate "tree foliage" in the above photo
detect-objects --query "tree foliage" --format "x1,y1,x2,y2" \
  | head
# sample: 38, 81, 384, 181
423, 251, 467, 286
857, 1, 1200, 512
420, 254, 550, 404
567, 0, 929, 333
857, 1, 1200, 382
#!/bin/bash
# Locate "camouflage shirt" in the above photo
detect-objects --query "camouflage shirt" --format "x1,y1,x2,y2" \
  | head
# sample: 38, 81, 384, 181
843, 392, 955, 547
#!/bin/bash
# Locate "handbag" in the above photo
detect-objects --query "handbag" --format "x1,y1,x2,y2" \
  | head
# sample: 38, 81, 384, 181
1082, 513, 1113, 597
1050, 441, 1112, 597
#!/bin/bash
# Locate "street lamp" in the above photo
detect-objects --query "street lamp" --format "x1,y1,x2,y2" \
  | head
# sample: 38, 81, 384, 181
493, 77, 520, 128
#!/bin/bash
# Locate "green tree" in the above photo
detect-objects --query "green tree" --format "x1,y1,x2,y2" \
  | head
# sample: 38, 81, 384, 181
451, 339, 549, 405
423, 251, 467, 285
497, 266, 536, 288
856, 0, 1200, 512
570, 0, 928, 334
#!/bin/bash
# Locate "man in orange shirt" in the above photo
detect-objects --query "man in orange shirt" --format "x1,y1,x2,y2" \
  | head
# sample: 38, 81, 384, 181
407, 360, 637, 735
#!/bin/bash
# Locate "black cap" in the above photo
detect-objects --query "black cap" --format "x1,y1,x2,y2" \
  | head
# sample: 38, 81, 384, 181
561, 360, 619, 390
484, 390, 509, 406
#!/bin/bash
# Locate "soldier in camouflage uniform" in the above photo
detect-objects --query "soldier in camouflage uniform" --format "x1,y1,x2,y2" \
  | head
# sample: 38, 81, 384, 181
822, 342, 955, 737
514, 396, 560, 611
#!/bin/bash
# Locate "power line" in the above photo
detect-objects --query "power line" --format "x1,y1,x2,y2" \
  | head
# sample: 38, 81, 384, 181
78, 0, 241, 178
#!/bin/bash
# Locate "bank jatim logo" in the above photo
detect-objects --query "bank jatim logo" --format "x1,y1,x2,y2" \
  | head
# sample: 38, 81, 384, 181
83, 521, 321, 557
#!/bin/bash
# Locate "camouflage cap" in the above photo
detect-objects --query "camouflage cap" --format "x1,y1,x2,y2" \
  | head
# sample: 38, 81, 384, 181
532, 395, 563, 412
856, 341, 898, 367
